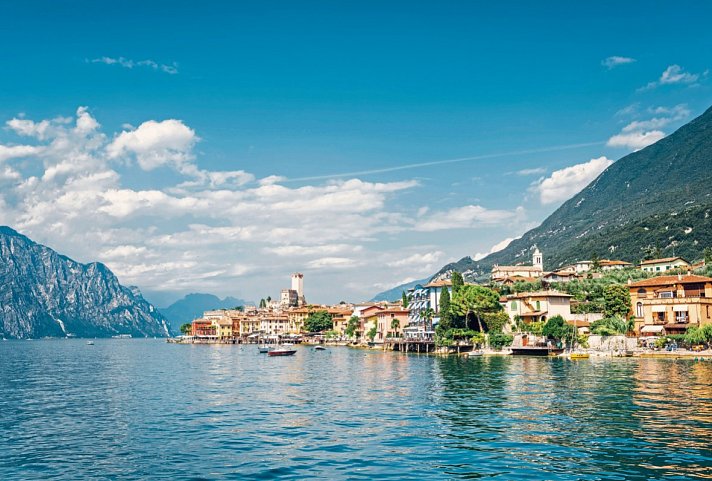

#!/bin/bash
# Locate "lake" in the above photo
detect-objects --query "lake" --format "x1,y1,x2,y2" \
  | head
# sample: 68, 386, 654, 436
1, 339, 710, 480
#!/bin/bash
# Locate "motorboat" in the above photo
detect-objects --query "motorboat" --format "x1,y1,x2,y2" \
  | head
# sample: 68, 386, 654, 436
268, 349, 297, 357
467, 350, 483, 357
314, 345, 327, 351
86, 340, 95, 345
569, 352, 590, 359
257, 345, 273, 354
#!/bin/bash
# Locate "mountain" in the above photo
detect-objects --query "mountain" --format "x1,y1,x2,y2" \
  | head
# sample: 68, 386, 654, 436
370, 277, 429, 302
402, 104, 712, 287
159, 293, 247, 332
0, 227, 171, 339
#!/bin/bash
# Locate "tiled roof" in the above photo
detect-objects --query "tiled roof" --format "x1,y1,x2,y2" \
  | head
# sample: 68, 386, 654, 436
493, 265, 543, 272
599, 259, 633, 266
640, 257, 689, 265
629, 275, 712, 287
424, 279, 452, 288
507, 290, 573, 299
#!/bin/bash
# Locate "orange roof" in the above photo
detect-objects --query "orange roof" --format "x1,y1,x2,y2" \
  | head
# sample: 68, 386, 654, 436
492, 265, 542, 272
507, 290, 572, 299
640, 257, 689, 265
599, 259, 633, 266
629, 275, 712, 288
424, 279, 453, 288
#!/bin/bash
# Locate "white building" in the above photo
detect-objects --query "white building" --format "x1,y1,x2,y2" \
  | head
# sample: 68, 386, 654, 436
492, 247, 544, 283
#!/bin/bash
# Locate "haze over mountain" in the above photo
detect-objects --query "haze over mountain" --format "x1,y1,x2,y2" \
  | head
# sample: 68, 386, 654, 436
374, 103, 712, 298
0, 227, 170, 339
159, 293, 247, 333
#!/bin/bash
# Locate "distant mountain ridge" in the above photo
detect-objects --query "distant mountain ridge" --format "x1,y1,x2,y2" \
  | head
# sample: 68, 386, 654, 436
369, 278, 429, 302
0, 226, 170, 339
371, 104, 712, 297
159, 293, 247, 332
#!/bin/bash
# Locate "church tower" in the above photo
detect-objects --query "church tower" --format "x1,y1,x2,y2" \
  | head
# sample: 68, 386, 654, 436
532, 247, 543, 270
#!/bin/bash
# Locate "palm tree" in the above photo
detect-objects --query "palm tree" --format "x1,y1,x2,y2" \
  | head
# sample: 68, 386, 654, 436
421, 307, 435, 332
391, 318, 400, 338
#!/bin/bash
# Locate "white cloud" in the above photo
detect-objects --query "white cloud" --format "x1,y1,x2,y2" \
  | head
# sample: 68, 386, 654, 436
516, 167, 546, 176
532, 157, 613, 205
415, 205, 523, 232
386, 251, 444, 268
89, 56, 178, 75
640, 65, 703, 90
602, 56, 636, 69
306, 257, 359, 270
106, 119, 197, 172
607, 103, 689, 151
474, 237, 518, 261
607, 130, 666, 150
0, 144, 43, 162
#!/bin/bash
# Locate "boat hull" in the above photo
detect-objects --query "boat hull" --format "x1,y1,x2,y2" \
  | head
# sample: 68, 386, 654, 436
268, 349, 297, 357
511, 347, 564, 356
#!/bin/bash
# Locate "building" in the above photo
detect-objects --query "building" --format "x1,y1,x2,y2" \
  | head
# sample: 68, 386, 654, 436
291, 272, 306, 306
542, 269, 580, 284
573, 260, 593, 274
629, 274, 712, 336
374, 307, 409, 343
280, 288, 298, 308
599, 259, 634, 271
492, 248, 544, 283
504, 290, 573, 325
639, 257, 691, 273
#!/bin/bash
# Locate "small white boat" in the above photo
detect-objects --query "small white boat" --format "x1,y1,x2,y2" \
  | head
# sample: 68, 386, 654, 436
468, 350, 483, 357
314, 345, 327, 351
268, 349, 297, 357
86, 340, 95, 345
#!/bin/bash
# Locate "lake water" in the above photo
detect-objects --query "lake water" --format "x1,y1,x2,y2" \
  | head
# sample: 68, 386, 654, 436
1, 340, 711, 480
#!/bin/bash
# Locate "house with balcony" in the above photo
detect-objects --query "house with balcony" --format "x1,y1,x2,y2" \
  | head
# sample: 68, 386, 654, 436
629, 274, 712, 336
505, 290, 573, 326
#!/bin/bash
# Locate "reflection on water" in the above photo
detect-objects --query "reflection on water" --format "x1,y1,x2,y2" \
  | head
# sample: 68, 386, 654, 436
0, 340, 710, 480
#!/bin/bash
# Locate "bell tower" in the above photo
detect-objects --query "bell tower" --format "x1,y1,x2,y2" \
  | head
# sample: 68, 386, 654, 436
533, 247, 543, 270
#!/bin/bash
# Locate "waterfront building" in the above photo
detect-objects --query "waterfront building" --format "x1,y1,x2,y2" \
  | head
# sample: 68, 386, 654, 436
260, 313, 290, 336
639, 257, 691, 273
505, 290, 573, 325
491, 247, 544, 283
628, 274, 712, 336
191, 319, 216, 338
374, 307, 409, 343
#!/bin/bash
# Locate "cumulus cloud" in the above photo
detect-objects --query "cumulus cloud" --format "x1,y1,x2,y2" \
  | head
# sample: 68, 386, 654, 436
0, 144, 43, 162
89, 56, 178, 75
107, 119, 197, 172
640, 64, 704, 90
602, 56, 636, 69
516, 167, 546, 176
607, 131, 665, 150
531, 157, 613, 205
473, 237, 518, 261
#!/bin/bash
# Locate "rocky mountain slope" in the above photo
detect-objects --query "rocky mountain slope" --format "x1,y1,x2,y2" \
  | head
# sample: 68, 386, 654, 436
0, 226, 170, 339
159, 293, 246, 332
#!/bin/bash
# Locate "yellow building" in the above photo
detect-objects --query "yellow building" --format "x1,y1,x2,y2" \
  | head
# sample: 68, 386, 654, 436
629, 274, 712, 336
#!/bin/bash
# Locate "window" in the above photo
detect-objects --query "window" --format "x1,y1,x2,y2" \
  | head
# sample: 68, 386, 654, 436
535, 301, 541, 311
636, 302, 643, 318
656, 267, 661, 272
510, 301, 518, 311
676, 311, 689, 323
637, 288, 647, 297
659, 291, 673, 299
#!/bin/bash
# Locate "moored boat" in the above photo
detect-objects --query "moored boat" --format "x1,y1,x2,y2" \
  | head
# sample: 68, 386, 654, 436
314, 345, 327, 351
467, 350, 483, 357
257, 345, 273, 353
569, 352, 590, 359
511, 346, 564, 356
268, 349, 297, 357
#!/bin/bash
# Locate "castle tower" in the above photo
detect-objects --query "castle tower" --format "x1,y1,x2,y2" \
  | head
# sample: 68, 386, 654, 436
532, 247, 543, 270
291, 273, 304, 298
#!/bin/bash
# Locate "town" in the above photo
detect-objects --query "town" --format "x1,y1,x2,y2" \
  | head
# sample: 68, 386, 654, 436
174, 249, 712, 357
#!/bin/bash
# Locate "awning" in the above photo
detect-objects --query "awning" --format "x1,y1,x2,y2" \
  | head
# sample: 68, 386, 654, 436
673, 305, 689, 312
641, 325, 665, 333
521, 311, 547, 317
652, 306, 667, 313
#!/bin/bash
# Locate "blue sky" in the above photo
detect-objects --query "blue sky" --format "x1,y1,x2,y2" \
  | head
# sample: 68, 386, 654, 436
1, 1, 711, 305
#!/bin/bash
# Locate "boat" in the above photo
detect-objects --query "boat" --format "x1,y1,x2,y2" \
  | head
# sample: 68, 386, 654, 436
511, 346, 564, 356
267, 349, 297, 357
314, 345, 327, 351
257, 345, 273, 354
86, 340, 95, 345
569, 352, 590, 359
467, 350, 484, 357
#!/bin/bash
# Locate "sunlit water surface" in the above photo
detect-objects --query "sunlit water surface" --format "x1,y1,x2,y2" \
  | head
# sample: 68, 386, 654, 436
1, 340, 710, 480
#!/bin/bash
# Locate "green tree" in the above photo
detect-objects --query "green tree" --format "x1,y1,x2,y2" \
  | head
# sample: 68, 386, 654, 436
179, 323, 192, 335
542, 315, 574, 341
482, 311, 510, 333
451, 285, 501, 332
489, 331, 514, 349
345, 316, 360, 338
367, 324, 377, 341
590, 316, 628, 336
420, 307, 435, 332
451, 272, 464, 294
603, 284, 631, 318
259, 298, 266, 308
591, 252, 601, 270
684, 325, 712, 345
438, 288, 451, 329
303, 310, 333, 333
704, 247, 712, 265
390, 318, 400, 337
401, 291, 409, 308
